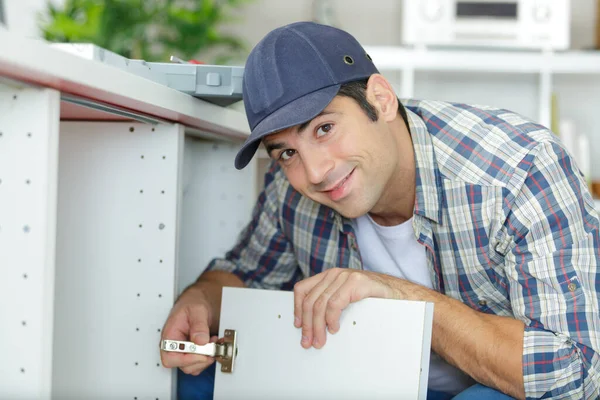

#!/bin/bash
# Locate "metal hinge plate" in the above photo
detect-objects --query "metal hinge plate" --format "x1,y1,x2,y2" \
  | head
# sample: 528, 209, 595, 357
161, 329, 238, 373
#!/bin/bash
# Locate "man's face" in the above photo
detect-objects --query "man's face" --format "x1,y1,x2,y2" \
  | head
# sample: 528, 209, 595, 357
263, 95, 400, 219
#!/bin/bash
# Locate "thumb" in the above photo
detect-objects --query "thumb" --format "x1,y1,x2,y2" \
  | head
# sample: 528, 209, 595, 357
189, 307, 211, 345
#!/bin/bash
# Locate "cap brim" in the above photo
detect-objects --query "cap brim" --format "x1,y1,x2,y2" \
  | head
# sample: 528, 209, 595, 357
234, 84, 340, 169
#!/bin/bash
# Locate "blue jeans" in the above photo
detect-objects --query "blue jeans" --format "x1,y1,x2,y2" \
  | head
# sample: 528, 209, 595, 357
178, 366, 515, 400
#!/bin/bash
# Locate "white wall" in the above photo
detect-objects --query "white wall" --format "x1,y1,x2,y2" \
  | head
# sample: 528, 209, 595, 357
3, 0, 59, 38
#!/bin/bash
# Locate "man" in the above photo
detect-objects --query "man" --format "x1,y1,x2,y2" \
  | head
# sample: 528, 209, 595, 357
160, 22, 600, 400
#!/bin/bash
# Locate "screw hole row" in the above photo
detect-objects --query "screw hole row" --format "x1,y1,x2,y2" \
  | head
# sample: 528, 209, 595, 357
128, 127, 156, 133
0, 179, 32, 184
137, 223, 166, 229
138, 190, 166, 194
0, 132, 32, 138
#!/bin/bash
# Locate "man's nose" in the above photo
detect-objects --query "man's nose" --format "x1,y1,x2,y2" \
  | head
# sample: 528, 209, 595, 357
302, 148, 334, 186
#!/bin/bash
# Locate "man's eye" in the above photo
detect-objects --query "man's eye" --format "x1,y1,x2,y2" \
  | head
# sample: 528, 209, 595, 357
316, 123, 333, 138
280, 149, 296, 161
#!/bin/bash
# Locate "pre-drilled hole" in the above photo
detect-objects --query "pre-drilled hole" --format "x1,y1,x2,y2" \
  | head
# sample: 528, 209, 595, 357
129, 127, 135, 132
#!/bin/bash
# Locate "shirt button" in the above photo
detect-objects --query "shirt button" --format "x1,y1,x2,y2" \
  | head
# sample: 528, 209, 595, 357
478, 299, 487, 307
568, 282, 577, 292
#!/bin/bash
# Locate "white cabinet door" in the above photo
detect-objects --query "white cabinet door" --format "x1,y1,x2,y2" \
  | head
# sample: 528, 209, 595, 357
214, 287, 433, 400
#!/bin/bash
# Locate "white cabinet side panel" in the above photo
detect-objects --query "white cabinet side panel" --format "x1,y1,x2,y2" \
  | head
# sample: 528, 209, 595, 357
0, 86, 60, 399
53, 122, 184, 400
178, 137, 256, 291
215, 288, 432, 400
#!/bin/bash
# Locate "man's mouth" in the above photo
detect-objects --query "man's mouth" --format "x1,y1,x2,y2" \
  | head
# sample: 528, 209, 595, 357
331, 171, 352, 191
321, 168, 356, 201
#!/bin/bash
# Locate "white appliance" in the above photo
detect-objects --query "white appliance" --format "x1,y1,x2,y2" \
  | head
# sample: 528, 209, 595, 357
401, 0, 570, 50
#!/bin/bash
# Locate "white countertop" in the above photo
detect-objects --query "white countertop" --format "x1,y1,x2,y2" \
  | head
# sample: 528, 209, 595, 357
0, 27, 250, 141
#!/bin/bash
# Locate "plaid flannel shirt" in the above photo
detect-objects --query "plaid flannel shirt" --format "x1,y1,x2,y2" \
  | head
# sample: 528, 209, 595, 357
207, 99, 600, 399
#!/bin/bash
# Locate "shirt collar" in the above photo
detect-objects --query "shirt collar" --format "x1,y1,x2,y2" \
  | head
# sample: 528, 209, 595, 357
406, 107, 444, 224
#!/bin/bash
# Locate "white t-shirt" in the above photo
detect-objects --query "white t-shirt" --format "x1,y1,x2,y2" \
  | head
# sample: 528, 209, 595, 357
352, 214, 474, 395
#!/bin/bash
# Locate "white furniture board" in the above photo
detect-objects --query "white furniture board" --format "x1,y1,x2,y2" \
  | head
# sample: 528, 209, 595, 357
215, 287, 434, 400
0, 85, 60, 400
52, 122, 184, 400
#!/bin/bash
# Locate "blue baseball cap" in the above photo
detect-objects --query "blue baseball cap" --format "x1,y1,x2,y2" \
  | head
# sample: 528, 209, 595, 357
234, 21, 379, 169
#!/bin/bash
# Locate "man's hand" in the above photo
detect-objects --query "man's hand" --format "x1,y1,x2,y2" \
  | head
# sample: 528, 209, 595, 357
160, 287, 218, 376
293, 268, 412, 349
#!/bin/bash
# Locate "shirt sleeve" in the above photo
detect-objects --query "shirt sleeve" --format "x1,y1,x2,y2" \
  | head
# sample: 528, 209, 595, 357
204, 163, 301, 290
502, 141, 600, 399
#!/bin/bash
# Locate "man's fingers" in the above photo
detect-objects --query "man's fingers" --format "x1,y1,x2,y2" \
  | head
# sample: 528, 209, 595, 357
294, 274, 325, 329
324, 290, 351, 335
312, 272, 349, 349
161, 352, 213, 369
180, 358, 215, 376
299, 270, 341, 349
161, 311, 190, 343
325, 273, 370, 334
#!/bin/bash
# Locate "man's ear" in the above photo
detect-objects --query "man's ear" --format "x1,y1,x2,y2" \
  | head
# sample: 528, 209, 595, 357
366, 74, 398, 123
